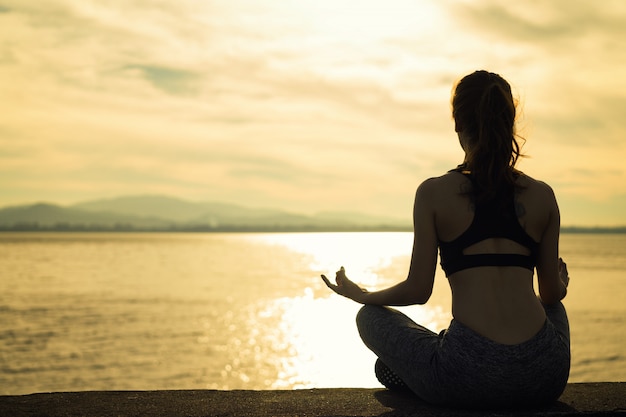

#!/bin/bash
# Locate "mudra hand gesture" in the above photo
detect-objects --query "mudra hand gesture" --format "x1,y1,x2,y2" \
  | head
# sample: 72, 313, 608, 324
321, 266, 368, 303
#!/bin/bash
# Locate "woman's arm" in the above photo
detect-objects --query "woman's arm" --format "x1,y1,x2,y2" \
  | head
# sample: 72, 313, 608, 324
536, 183, 569, 304
321, 179, 439, 306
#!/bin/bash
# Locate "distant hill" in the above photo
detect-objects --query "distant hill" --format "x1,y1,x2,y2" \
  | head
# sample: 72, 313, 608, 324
3, 195, 623, 233
0, 195, 410, 232
0, 202, 173, 230
72, 195, 212, 222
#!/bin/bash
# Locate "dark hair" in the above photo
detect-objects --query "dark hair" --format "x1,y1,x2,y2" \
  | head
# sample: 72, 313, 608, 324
452, 70, 524, 204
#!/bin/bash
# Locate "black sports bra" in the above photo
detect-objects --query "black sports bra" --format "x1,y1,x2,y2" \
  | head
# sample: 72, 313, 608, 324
438, 170, 539, 277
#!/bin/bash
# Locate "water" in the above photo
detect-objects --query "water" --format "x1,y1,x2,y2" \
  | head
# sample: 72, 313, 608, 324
0, 232, 624, 395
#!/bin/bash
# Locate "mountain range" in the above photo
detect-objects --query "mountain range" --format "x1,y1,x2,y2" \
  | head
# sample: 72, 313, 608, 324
0, 195, 410, 232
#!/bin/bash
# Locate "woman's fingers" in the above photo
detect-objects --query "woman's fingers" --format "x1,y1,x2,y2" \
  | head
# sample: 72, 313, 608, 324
322, 267, 351, 295
321, 274, 344, 295
335, 266, 346, 285
558, 258, 570, 287
321, 274, 334, 288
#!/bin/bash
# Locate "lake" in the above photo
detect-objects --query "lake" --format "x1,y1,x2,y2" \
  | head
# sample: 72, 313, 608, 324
0, 232, 624, 394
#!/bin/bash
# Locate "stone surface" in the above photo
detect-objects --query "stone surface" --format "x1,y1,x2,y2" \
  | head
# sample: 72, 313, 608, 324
1, 383, 625, 417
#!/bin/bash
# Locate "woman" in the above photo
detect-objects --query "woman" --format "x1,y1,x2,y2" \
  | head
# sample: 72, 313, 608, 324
321, 70, 570, 409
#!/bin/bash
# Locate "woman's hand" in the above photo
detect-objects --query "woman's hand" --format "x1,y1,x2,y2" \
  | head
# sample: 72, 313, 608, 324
559, 257, 569, 299
321, 267, 369, 303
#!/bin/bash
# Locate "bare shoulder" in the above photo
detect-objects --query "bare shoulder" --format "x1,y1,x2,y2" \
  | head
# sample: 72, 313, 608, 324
418, 172, 466, 194
517, 173, 559, 229
414, 174, 448, 205
517, 173, 557, 200
415, 172, 469, 216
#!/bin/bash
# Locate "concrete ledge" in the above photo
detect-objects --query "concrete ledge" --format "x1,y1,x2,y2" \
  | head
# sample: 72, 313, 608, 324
1, 383, 625, 417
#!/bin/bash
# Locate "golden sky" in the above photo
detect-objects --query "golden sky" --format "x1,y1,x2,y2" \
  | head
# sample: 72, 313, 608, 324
1, 0, 625, 226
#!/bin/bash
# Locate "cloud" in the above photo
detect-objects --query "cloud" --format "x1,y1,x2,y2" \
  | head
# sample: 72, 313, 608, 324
450, 1, 626, 43
0, 0, 625, 224
121, 65, 203, 95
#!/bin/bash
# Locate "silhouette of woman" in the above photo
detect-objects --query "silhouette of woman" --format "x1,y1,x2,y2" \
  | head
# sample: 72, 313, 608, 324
322, 70, 570, 408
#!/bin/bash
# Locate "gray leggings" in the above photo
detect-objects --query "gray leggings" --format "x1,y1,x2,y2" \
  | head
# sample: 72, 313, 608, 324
356, 302, 570, 408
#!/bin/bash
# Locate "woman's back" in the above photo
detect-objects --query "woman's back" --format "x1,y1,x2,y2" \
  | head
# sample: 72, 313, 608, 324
430, 171, 555, 344
323, 70, 570, 407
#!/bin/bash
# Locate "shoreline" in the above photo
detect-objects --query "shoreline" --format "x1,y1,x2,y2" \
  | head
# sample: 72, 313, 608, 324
1, 383, 625, 417
1, 226, 626, 233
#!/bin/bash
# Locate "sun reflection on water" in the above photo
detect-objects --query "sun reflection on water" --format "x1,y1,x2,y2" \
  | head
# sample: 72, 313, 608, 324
252, 232, 416, 288
245, 232, 453, 389
259, 288, 451, 389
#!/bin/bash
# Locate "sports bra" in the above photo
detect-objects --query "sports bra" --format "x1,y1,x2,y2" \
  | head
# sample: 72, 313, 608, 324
438, 169, 539, 277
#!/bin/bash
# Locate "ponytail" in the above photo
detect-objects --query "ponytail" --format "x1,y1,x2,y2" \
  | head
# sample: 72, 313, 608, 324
452, 71, 523, 205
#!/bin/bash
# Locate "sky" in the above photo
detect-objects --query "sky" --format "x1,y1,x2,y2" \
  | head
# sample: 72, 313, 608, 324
1, 0, 625, 226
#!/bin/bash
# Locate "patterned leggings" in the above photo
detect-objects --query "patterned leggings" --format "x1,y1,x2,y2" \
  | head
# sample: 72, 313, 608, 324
356, 302, 570, 408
